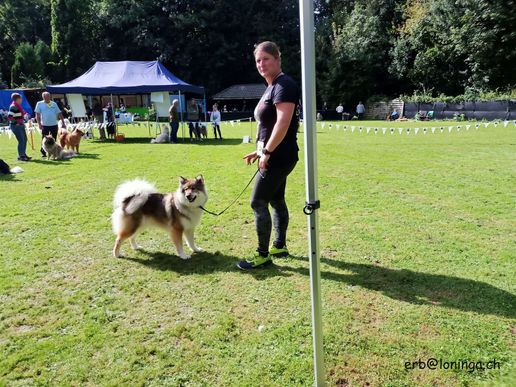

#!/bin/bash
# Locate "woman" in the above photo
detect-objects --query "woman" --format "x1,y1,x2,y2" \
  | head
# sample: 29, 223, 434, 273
237, 41, 300, 270
169, 99, 180, 143
8, 93, 31, 161
211, 104, 222, 139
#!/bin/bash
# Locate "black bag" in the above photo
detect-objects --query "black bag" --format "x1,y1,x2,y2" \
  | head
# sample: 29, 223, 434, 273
0, 159, 11, 174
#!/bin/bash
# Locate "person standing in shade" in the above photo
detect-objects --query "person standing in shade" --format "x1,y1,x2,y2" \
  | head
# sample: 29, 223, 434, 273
35, 92, 65, 157
356, 101, 365, 119
336, 103, 344, 120
187, 98, 200, 141
238, 41, 300, 270
7, 93, 31, 161
210, 104, 222, 139
168, 99, 180, 143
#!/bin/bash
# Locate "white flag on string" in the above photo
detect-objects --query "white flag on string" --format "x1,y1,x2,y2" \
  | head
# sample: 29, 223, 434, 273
328, 123, 332, 129
321, 122, 325, 129
457, 126, 461, 132
366, 127, 371, 134
336, 124, 340, 129
351, 126, 355, 133
374, 128, 378, 134
7, 130, 12, 139
406, 128, 410, 135
398, 128, 403, 135
390, 128, 394, 135
431, 127, 436, 134
359, 127, 363, 133
448, 126, 453, 133
484, 123, 489, 128
230, 121, 234, 126
414, 128, 419, 135
423, 128, 427, 134
382, 128, 387, 135
503, 121, 509, 127
466, 124, 471, 130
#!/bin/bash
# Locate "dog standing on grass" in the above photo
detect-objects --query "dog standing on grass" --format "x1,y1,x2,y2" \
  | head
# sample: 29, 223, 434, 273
111, 176, 207, 259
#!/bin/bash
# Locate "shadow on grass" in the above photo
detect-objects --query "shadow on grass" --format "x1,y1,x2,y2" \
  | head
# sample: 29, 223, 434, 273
29, 158, 72, 165
91, 137, 243, 145
75, 152, 100, 159
0, 173, 18, 181
120, 249, 293, 280
280, 256, 516, 318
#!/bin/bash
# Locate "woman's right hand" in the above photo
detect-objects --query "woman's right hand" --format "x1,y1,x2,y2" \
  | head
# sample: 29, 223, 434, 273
243, 151, 259, 165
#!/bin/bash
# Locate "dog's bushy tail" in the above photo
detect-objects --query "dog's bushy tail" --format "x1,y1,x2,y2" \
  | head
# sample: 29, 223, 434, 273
113, 179, 157, 212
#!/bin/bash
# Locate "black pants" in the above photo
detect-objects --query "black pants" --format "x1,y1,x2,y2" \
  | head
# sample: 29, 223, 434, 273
40, 125, 58, 156
170, 121, 179, 142
188, 121, 200, 139
250, 161, 297, 254
213, 123, 222, 139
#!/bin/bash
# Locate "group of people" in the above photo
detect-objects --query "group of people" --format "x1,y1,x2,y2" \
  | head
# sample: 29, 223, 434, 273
5, 91, 66, 161
167, 98, 223, 143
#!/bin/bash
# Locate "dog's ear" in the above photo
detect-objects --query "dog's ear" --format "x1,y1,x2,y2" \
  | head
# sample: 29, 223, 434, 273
196, 174, 204, 184
179, 176, 187, 185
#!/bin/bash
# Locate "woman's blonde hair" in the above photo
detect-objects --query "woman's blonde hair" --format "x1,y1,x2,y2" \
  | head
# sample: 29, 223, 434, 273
254, 41, 281, 59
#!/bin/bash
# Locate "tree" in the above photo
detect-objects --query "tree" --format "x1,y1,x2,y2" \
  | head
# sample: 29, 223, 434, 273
11, 42, 45, 87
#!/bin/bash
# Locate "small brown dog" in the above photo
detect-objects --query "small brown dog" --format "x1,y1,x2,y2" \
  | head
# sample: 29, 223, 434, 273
59, 128, 84, 153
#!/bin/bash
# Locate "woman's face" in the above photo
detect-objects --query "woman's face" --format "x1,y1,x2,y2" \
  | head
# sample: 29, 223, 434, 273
14, 97, 22, 104
255, 50, 280, 79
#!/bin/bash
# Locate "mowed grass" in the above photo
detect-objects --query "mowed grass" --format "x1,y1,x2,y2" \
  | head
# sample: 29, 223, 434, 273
0, 119, 515, 386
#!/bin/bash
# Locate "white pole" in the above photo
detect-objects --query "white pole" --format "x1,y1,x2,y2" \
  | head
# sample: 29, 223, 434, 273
299, 0, 325, 386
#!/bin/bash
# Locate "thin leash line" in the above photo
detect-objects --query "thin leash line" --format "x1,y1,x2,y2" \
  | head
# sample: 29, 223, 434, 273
200, 169, 262, 216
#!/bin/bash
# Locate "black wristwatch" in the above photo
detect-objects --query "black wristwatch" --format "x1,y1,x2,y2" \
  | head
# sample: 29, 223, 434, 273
262, 148, 272, 155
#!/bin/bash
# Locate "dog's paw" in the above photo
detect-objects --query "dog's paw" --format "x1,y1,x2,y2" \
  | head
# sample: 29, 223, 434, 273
193, 246, 203, 253
179, 253, 191, 260
131, 244, 142, 250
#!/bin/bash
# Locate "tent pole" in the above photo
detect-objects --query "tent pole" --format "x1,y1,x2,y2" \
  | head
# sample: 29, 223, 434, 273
203, 92, 207, 125
179, 90, 184, 141
110, 94, 117, 135
299, 0, 325, 386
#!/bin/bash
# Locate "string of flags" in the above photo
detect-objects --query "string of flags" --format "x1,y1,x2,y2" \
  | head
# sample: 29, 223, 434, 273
317, 120, 516, 135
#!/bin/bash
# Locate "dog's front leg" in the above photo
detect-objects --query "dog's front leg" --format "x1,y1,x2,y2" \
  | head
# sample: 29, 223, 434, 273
171, 228, 190, 259
184, 228, 202, 253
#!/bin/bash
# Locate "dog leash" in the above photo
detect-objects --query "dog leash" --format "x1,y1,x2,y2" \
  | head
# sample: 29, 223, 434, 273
200, 168, 262, 216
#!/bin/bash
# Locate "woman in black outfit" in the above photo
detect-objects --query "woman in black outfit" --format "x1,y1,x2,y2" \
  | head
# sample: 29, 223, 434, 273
237, 41, 300, 270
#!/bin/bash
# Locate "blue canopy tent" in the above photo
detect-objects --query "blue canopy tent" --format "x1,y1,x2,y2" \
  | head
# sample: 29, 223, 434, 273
46, 60, 204, 95
47, 61, 205, 139
0, 90, 34, 117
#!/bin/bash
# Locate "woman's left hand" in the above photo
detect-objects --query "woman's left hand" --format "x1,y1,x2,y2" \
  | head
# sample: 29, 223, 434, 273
259, 153, 270, 170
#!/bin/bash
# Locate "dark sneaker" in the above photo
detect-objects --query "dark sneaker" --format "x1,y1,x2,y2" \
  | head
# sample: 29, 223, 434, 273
236, 252, 273, 270
270, 245, 289, 258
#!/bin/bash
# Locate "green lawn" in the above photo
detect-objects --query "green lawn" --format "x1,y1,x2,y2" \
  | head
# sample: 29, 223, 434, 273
1, 120, 515, 386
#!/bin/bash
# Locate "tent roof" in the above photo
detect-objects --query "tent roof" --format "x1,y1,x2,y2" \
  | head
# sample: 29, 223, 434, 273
47, 61, 204, 95
0, 90, 34, 116
212, 83, 266, 100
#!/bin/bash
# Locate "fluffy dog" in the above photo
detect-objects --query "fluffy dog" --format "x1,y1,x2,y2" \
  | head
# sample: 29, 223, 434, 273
111, 176, 207, 259
59, 127, 84, 153
151, 125, 170, 143
199, 124, 208, 139
42, 135, 75, 160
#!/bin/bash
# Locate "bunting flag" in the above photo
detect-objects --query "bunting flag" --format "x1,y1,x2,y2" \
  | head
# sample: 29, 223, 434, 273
336, 124, 340, 129
321, 122, 325, 129
466, 124, 471, 130
230, 121, 234, 126
382, 128, 387, 135
423, 128, 427, 134
359, 127, 363, 133
484, 123, 489, 128
406, 128, 410, 135
414, 128, 419, 135
328, 124, 332, 129
475, 124, 479, 129
374, 128, 378, 134
440, 127, 444, 133
390, 128, 394, 134
351, 126, 355, 133
366, 127, 371, 134
398, 128, 403, 135
503, 121, 509, 128
7, 129, 12, 139
448, 126, 453, 133
431, 127, 436, 134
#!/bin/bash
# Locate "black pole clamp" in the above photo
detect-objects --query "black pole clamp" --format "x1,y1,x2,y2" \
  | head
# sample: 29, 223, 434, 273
303, 200, 321, 215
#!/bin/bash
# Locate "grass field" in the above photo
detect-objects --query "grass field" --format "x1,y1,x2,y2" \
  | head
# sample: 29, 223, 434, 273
0, 120, 515, 386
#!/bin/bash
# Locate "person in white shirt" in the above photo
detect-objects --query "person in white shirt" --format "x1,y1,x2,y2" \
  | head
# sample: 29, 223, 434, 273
336, 103, 344, 120
356, 101, 365, 119
211, 104, 222, 139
